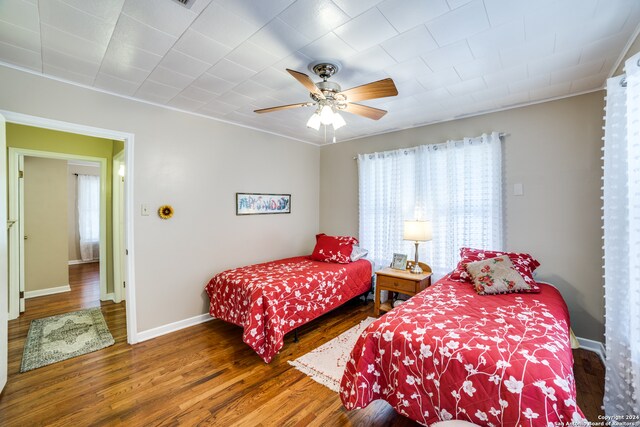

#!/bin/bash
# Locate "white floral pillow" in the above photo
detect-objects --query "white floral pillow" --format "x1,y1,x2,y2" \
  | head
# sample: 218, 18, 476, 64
465, 255, 534, 295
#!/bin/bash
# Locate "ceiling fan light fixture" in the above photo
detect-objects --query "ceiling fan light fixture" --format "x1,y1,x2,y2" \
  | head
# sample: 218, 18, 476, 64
319, 104, 334, 125
333, 112, 346, 130
306, 112, 321, 130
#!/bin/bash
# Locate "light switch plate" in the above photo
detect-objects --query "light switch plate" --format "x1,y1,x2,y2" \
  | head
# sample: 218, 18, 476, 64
141, 204, 150, 216
513, 183, 524, 196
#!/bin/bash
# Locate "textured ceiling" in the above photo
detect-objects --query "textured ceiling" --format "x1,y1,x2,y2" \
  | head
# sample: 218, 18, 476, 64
0, 0, 638, 145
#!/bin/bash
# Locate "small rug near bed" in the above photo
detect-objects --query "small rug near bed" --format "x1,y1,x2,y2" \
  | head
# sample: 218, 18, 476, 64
20, 308, 115, 372
289, 317, 376, 392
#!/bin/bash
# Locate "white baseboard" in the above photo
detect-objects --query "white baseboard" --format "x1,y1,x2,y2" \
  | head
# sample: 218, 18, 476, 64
136, 313, 215, 343
68, 259, 99, 265
576, 336, 606, 364
25, 284, 71, 299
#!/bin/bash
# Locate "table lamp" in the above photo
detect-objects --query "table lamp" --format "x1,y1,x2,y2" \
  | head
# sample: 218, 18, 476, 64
403, 220, 432, 274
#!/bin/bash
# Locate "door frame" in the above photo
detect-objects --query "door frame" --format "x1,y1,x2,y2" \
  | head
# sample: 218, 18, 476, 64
9, 148, 108, 312
1, 113, 8, 393
2, 110, 139, 344
112, 150, 125, 304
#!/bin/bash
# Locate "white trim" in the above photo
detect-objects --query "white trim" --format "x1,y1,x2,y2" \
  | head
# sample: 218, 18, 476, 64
0, 63, 317, 147
576, 336, 606, 364
137, 313, 215, 343
25, 285, 70, 299
609, 21, 640, 78
68, 259, 99, 265
3, 110, 138, 345
104, 293, 115, 302
68, 160, 100, 167
8, 147, 108, 309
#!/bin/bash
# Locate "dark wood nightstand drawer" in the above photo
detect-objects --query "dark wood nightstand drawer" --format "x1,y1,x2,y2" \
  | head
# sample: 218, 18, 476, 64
377, 275, 416, 293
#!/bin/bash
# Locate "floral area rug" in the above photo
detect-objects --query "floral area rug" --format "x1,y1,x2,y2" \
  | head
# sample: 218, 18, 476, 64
289, 317, 376, 392
20, 307, 115, 372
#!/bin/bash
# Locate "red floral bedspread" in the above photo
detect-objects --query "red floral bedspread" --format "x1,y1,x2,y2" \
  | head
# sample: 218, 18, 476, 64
205, 256, 372, 363
340, 277, 587, 426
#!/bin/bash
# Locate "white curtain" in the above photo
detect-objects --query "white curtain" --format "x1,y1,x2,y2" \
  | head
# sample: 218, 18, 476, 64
603, 52, 640, 415
77, 174, 100, 262
358, 132, 503, 279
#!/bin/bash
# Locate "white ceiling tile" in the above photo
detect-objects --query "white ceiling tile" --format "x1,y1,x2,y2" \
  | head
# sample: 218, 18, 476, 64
0, 0, 40, 32
207, 59, 255, 85
470, 84, 509, 101
199, 99, 240, 115
299, 32, 357, 61
569, 72, 608, 93
178, 86, 218, 103
122, 0, 197, 38
334, 8, 398, 52
42, 47, 101, 78
213, 0, 295, 26
417, 67, 461, 90
550, 58, 605, 85
253, 67, 297, 92
508, 74, 550, 94
41, 24, 107, 64
529, 81, 571, 101
173, 29, 232, 65
274, 52, 314, 73
344, 46, 397, 78
58, 0, 125, 24
0, 40, 41, 71
524, 0, 598, 41
377, 0, 450, 33
447, 0, 473, 8
191, 72, 236, 94
43, 63, 95, 85
380, 25, 438, 63
191, 2, 261, 49
395, 78, 428, 96
232, 79, 274, 98
483, 0, 527, 27
93, 71, 140, 95
467, 20, 525, 59
385, 58, 430, 83
0, 20, 40, 53
187, 0, 214, 15
454, 54, 500, 80
278, 0, 350, 40
248, 18, 312, 60
98, 56, 150, 83
446, 76, 486, 96
422, 40, 474, 72
136, 80, 182, 104
167, 95, 207, 111
110, 14, 177, 56
497, 91, 530, 108
439, 93, 475, 108
158, 49, 212, 78
426, 0, 490, 47
499, 34, 554, 67
528, 50, 581, 76
483, 64, 527, 87
579, 32, 630, 64
227, 41, 283, 72
332, 0, 383, 18
147, 66, 195, 90
100, 40, 163, 73
39, 0, 116, 47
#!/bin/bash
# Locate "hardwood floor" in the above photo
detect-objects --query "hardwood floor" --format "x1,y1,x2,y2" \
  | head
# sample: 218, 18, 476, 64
0, 263, 605, 426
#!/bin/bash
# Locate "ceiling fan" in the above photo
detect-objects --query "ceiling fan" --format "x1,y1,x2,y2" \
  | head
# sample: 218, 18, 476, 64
254, 62, 398, 131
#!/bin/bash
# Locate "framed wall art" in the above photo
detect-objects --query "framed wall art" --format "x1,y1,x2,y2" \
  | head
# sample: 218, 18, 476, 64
236, 193, 291, 215
391, 253, 408, 270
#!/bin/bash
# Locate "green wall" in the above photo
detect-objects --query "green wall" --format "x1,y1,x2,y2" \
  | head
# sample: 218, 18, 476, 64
6, 123, 121, 295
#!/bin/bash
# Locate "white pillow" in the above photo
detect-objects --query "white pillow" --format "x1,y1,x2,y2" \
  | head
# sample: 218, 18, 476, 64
350, 245, 369, 261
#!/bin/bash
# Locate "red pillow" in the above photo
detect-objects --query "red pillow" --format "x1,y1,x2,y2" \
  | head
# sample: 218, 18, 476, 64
310, 233, 358, 264
450, 247, 541, 292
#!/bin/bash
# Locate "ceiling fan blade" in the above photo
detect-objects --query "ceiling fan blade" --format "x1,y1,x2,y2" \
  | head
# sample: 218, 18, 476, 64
337, 78, 398, 102
254, 103, 310, 114
343, 103, 387, 120
286, 69, 325, 100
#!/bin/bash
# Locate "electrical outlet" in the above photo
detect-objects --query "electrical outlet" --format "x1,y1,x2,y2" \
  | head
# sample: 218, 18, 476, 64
141, 204, 150, 216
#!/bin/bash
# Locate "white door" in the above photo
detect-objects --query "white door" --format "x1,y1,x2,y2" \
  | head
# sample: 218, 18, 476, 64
112, 152, 126, 303
17, 154, 24, 313
1, 113, 9, 392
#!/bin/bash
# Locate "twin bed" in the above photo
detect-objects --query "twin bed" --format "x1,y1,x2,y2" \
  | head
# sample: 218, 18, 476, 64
205, 238, 586, 425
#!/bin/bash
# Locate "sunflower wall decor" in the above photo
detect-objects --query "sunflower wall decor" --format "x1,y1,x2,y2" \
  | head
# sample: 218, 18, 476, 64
158, 205, 174, 220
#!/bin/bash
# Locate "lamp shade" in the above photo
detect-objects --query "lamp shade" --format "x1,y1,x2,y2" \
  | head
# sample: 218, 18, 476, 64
306, 113, 321, 130
404, 220, 432, 242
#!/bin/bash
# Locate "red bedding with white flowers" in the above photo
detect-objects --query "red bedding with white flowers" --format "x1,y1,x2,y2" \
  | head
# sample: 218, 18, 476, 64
340, 277, 586, 426
205, 256, 372, 363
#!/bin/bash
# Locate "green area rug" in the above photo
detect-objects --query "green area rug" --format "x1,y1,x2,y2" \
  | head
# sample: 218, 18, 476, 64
20, 307, 115, 372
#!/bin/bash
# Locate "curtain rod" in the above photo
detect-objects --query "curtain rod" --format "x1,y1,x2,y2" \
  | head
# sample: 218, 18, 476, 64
352, 132, 510, 160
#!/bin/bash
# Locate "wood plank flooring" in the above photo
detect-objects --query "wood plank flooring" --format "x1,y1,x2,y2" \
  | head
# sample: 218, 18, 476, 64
0, 263, 605, 425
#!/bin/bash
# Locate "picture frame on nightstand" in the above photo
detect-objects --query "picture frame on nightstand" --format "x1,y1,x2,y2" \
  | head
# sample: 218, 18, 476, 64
391, 253, 408, 270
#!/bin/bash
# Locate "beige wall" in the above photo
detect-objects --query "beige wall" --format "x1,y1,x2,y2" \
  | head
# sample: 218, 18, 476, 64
24, 156, 69, 292
67, 163, 100, 262
320, 91, 605, 342
0, 65, 320, 332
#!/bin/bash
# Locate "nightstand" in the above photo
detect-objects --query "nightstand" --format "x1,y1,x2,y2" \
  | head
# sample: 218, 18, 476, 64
374, 267, 432, 316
